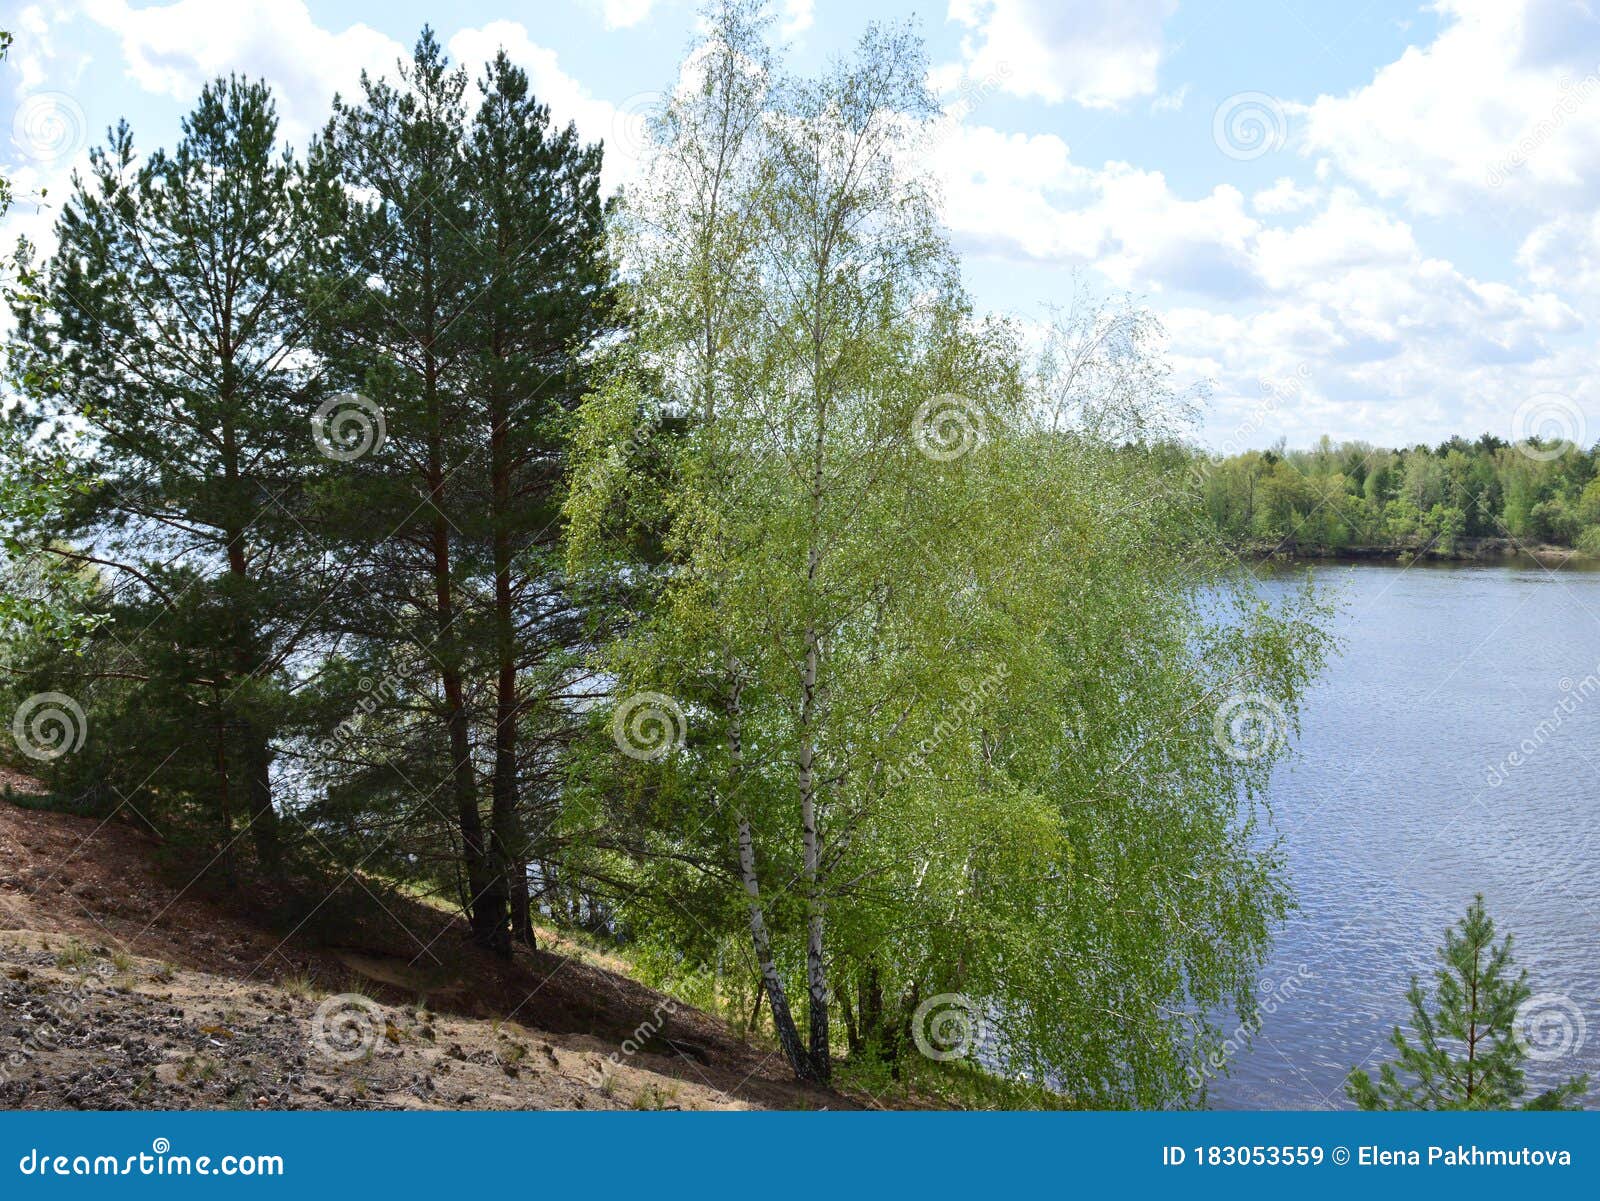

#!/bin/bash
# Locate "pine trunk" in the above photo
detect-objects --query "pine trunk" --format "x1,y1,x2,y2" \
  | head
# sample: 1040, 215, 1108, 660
488, 385, 524, 957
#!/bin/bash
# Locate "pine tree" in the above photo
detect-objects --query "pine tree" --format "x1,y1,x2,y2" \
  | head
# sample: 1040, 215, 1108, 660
1347, 894, 1588, 1110
309, 31, 615, 954
313, 29, 508, 949
459, 51, 615, 949
12, 76, 333, 869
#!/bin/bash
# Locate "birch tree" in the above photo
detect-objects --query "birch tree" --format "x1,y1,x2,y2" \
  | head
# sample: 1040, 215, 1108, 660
568, 5, 1331, 1101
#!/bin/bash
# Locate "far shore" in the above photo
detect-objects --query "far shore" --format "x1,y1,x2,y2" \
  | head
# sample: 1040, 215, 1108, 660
1244, 536, 1587, 567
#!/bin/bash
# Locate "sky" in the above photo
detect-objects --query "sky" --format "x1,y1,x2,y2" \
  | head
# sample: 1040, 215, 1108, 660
4, 0, 1600, 452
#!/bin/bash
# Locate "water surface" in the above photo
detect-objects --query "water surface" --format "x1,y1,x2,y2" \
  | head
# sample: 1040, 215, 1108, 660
1209, 558, 1600, 1109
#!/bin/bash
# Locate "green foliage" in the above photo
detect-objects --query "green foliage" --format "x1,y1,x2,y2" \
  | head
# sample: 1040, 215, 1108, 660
1192, 435, 1600, 553
8, 76, 337, 867
564, 1, 1333, 1105
837, 1046, 1074, 1111
1, 9, 1338, 1108
0, 31, 101, 653
0, 431, 105, 651
1346, 895, 1588, 1110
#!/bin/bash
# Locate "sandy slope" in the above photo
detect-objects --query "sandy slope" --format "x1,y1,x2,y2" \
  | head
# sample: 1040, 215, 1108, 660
0, 792, 848, 1111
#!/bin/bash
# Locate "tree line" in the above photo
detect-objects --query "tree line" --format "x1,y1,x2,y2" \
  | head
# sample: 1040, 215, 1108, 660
1187, 434, 1600, 555
1, 4, 1330, 1104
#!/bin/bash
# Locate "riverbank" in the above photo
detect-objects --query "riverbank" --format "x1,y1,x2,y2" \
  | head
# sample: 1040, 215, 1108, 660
1245, 536, 1584, 566
0, 782, 1064, 1110
0, 791, 830, 1110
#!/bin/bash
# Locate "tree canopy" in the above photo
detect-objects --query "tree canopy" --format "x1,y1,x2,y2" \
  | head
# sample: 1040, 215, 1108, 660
1190, 434, 1600, 554
1, 7, 1333, 1107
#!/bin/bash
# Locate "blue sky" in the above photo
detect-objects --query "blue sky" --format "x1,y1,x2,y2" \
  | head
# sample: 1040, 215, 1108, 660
5, 0, 1600, 450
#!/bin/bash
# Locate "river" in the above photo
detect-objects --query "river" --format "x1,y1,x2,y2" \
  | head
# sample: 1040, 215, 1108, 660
1208, 558, 1600, 1109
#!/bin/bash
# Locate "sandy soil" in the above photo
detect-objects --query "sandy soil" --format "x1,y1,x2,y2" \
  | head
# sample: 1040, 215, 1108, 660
0, 792, 851, 1111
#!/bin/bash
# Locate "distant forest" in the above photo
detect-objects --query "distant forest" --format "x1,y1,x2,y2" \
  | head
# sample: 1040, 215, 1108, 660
1185, 435, 1600, 554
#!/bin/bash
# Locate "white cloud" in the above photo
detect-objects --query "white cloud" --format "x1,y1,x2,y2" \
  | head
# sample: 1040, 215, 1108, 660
79, 0, 405, 147
449, 21, 614, 135
585, 0, 657, 31
9, 0, 1596, 449
8, 3, 87, 94
1249, 190, 1416, 292
1519, 211, 1600, 295
1300, 0, 1600, 216
5, 5, 84, 160
2, 4, 97, 343
931, 125, 1258, 296
945, 0, 1177, 109
1252, 177, 1320, 215
932, 116, 1586, 446
41, 2, 643, 191
446, 21, 657, 194
779, 0, 815, 37
0, 4, 649, 348
932, 1, 1600, 446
